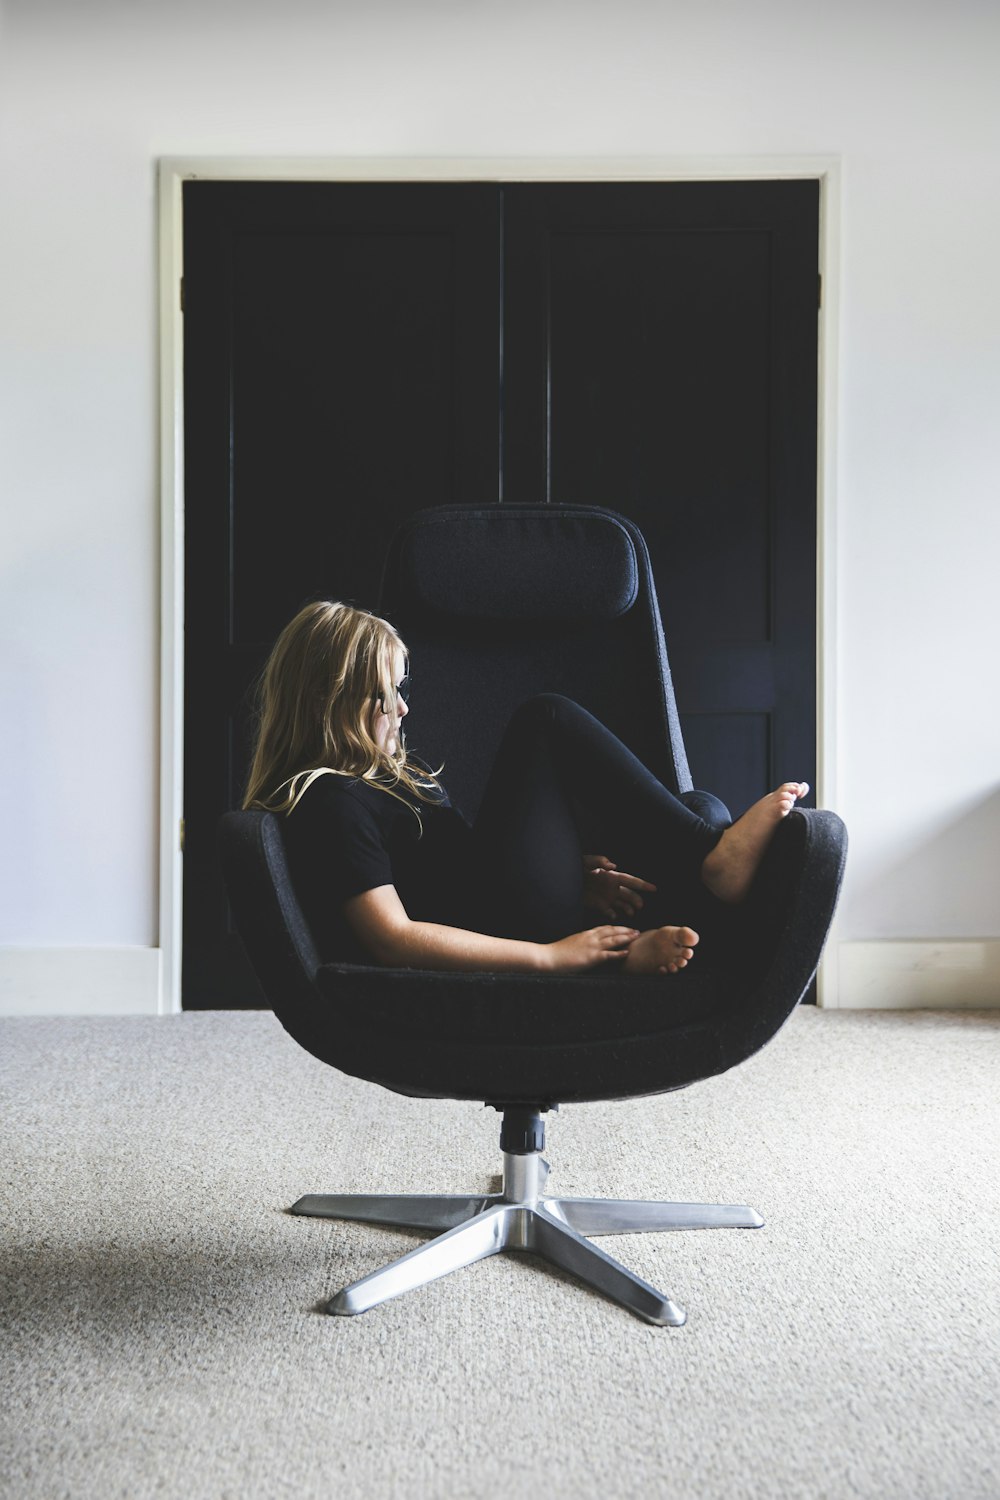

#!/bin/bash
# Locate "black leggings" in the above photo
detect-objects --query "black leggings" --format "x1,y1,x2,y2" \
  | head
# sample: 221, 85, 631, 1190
469, 695, 732, 943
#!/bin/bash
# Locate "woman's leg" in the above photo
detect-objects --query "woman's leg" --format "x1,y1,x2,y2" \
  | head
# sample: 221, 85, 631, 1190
470, 700, 591, 942
471, 694, 730, 943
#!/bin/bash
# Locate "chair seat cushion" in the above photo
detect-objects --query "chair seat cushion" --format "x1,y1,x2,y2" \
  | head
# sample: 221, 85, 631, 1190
307, 957, 741, 1106
315, 957, 731, 1045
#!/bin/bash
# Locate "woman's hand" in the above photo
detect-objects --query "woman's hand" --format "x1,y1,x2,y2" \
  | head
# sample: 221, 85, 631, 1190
544, 925, 639, 972
581, 855, 656, 921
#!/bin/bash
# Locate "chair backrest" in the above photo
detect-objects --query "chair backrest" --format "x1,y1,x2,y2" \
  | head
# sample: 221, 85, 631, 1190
378, 504, 691, 820
218, 808, 322, 1012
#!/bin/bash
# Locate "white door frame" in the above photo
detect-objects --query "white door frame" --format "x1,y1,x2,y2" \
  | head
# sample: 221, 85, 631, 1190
157, 154, 842, 1015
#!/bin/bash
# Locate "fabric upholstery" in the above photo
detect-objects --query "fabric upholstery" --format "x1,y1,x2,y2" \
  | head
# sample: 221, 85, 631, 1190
379, 504, 690, 817
385, 507, 639, 623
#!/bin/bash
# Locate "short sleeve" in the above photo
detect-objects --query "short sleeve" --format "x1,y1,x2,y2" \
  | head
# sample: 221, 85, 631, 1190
285, 777, 395, 908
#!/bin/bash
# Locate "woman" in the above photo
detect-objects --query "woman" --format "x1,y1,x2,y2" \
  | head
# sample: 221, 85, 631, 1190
243, 601, 807, 977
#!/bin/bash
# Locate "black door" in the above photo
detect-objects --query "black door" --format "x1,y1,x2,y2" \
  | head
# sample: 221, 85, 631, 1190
182, 178, 818, 1008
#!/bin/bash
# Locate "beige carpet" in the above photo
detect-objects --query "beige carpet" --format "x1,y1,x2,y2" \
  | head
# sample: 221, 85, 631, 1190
1, 1007, 998, 1499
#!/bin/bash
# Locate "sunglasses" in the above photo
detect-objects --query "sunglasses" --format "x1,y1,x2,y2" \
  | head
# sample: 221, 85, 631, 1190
377, 676, 410, 714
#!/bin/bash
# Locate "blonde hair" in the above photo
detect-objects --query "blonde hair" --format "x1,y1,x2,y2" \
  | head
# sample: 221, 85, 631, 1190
242, 600, 442, 824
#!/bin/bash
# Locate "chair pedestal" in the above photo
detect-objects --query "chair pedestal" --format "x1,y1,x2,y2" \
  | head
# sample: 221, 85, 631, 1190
291, 1135, 763, 1327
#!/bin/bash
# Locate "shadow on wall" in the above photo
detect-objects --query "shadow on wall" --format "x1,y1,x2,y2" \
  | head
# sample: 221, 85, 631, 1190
855, 786, 1000, 939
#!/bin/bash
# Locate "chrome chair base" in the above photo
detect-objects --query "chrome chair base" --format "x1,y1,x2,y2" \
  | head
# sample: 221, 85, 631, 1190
291, 1150, 763, 1326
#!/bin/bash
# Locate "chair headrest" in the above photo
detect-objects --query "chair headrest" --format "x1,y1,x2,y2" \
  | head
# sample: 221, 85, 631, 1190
385, 507, 639, 624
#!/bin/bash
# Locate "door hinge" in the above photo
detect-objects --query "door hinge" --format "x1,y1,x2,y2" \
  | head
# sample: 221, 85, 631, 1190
180, 276, 185, 313
179, 818, 185, 852
817, 273, 822, 310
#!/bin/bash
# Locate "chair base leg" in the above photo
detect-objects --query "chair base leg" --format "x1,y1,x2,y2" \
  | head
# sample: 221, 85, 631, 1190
328, 1203, 511, 1316
292, 1148, 762, 1326
552, 1198, 764, 1235
291, 1191, 497, 1232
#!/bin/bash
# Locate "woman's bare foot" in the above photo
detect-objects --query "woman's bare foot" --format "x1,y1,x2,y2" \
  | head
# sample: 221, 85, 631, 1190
700, 782, 809, 903
623, 925, 699, 976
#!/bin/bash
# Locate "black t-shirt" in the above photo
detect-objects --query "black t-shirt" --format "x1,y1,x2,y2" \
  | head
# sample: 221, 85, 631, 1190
281, 771, 476, 963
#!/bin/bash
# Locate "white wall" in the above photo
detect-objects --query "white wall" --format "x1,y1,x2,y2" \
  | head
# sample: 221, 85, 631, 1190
2, 0, 999, 1009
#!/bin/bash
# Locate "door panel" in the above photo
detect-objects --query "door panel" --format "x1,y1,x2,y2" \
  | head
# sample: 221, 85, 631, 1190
502, 181, 818, 817
182, 181, 502, 1007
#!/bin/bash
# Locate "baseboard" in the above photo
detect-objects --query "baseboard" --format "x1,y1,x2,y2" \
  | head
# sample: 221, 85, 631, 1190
0, 947, 163, 1017
829, 940, 1000, 1009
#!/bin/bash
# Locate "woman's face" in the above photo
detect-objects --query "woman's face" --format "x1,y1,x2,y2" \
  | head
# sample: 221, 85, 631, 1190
373, 650, 409, 754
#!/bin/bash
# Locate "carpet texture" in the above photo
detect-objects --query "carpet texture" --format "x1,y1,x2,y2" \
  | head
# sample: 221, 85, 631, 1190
1, 1007, 997, 1499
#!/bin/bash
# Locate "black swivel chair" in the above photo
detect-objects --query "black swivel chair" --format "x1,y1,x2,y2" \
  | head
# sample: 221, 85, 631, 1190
219, 504, 846, 1326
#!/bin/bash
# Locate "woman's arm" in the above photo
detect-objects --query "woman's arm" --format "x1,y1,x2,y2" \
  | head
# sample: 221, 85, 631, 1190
343, 885, 637, 974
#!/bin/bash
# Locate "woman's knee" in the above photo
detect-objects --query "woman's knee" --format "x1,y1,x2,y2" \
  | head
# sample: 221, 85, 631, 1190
514, 692, 568, 717
509, 692, 590, 733
505, 693, 569, 740
680, 789, 732, 831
